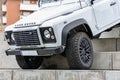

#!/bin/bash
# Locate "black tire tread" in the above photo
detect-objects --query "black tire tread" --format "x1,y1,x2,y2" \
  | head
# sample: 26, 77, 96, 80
16, 55, 43, 69
65, 32, 93, 69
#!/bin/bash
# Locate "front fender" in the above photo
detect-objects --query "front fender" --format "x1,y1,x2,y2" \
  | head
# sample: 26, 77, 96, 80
62, 19, 88, 45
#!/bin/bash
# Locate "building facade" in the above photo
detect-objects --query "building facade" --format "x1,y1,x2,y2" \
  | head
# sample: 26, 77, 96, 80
0, 0, 6, 26
2, 0, 38, 26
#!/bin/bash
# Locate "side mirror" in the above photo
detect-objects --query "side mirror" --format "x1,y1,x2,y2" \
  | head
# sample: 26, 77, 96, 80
91, 0, 95, 4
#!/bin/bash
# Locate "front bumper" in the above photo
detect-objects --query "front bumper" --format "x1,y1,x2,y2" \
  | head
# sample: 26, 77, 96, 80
5, 46, 64, 56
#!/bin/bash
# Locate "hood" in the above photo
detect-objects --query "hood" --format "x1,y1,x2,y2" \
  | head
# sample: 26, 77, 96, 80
5, 24, 14, 31
14, 2, 81, 28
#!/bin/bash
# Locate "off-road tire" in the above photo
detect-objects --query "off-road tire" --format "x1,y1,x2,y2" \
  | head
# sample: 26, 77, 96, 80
65, 32, 93, 69
16, 56, 43, 69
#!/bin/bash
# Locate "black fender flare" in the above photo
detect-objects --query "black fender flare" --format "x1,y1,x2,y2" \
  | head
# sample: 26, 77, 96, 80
62, 19, 89, 46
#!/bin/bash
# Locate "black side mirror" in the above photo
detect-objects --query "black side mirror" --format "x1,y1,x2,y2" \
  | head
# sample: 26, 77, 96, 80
91, 0, 95, 5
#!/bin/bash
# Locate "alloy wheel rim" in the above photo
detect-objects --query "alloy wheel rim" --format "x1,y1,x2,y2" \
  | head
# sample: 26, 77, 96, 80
79, 38, 92, 64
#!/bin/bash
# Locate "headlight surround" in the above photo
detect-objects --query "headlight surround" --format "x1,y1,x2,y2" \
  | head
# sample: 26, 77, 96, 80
40, 27, 56, 43
11, 33, 15, 41
5, 31, 15, 45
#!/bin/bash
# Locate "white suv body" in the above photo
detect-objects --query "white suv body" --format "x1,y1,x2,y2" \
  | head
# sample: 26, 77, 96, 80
4, 0, 120, 69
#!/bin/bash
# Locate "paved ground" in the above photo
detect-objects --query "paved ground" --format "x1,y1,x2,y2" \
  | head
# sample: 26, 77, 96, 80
1, 70, 120, 80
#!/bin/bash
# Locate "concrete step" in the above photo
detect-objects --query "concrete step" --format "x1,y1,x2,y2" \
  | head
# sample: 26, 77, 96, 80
92, 38, 120, 52
1, 51, 120, 70
0, 31, 120, 69
1, 70, 120, 80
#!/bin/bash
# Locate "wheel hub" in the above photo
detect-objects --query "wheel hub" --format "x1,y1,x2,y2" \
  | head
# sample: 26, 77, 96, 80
80, 38, 92, 64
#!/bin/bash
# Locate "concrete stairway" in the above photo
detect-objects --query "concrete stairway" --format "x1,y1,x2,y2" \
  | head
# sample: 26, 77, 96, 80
1, 31, 120, 80
0, 31, 120, 69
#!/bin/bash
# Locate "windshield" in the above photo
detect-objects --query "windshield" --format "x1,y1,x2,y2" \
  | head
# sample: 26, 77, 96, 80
38, 0, 80, 7
38, 0, 61, 7
42, 0, 60, 4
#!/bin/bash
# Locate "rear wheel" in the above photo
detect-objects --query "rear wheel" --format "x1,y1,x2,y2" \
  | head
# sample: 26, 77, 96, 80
65, 32, 93, 69
16, 56, 43, 69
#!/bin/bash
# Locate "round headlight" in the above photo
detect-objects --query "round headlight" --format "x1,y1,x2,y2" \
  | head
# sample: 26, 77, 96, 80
11, 33, 15, 41
44, 30, 51, 39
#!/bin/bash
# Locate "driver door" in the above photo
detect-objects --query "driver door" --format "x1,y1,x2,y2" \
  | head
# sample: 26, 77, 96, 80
92, 0, 120, 29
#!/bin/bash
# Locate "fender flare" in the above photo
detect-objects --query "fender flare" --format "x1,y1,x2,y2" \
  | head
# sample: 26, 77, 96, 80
62, 19, 90, 45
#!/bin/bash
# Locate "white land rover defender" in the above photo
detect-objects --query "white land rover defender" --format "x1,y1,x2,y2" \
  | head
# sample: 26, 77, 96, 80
4, 0, 120, 69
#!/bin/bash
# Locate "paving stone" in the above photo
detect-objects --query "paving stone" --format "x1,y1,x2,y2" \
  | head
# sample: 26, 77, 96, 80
91, 52, 112, 69
57, 70, 79, 80
57, 70, 105, 80
0, 54, 19, 68
100, 27, 120, 38
116, 39, 120, 51
92, 39, 116, 52
106, 71, 120, 80
112, 52, 120, 69
13, 70, 55, 80
79, 71, 105, 80
0, 70, 12, 80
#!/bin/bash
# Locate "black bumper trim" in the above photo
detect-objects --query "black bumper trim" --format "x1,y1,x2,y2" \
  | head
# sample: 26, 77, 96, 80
5, 46, 64, 56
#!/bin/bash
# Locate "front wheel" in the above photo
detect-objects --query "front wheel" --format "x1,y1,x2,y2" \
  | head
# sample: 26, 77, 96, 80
65, 32, 93, 69
16, 56, 43, 69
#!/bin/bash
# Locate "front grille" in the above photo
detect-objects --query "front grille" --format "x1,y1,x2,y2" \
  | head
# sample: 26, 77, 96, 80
14, 30, 40, 46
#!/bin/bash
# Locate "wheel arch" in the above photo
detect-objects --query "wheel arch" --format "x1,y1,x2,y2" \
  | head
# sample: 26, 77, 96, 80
62, 19, 93, 46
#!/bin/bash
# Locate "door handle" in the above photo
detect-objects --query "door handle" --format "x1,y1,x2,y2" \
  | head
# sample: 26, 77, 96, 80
110, 2, 116, 6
